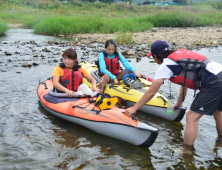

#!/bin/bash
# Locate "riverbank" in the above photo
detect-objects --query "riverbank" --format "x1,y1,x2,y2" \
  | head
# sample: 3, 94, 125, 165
8, 25, 222, 50
8, 24, 222, 50
69, 26, 222, 50
1, 26, 222, 71
8, 24, 23, 28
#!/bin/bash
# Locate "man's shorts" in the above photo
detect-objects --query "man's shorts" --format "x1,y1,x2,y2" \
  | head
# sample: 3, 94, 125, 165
190, 71, 222, 116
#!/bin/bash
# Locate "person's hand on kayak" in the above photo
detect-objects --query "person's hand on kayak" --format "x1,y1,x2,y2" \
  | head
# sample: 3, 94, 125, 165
140, 74, 147, 80
113, 78, 119, 85
125, 107, 136, 116
173, 102, 183, 110
93, 87, 103, 93
65, 89, 75, 98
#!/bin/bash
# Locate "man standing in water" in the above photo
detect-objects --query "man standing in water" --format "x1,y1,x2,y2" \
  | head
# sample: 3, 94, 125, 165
125, 40, 222, 153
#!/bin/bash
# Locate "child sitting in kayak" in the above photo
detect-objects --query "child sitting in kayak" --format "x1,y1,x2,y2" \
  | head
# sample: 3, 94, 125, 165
98, 39, 144, 91
52, 48, 102, 97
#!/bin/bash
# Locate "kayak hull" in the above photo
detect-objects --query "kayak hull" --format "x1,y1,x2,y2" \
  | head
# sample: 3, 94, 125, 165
80, 62, 187, 122
127, 101, 186, 122
37, 79, 159, 147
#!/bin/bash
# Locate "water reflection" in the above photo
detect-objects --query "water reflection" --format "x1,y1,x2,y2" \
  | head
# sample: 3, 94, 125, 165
39, 102, 155, 169
0, 28, 72, 42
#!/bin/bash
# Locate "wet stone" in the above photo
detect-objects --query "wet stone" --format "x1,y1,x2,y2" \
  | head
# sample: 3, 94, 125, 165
32, 62, 39, 66
58, 34, 64, 37
127, 51, 134, 55
41, 54, 46, 58
136, 57, 141, 62
22, 63, 32, 67
5, 52, 12, 56
43, 47, 51, 52
0, 68, 7, 72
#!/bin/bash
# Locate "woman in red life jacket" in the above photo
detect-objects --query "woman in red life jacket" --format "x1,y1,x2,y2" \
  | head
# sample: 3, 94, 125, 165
52, 48, 102, 97
98, 39, 143, 91
125, 40, 222, 154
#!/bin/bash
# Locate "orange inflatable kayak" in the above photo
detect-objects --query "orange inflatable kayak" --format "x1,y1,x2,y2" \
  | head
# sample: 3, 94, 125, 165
37, 78, 159, 147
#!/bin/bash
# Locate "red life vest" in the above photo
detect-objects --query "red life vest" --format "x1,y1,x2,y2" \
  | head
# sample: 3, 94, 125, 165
59, 68, 83, 92
98, 51, 120, 76
168, 49, 209, 89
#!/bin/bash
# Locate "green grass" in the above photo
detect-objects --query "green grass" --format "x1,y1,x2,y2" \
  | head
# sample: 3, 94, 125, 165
1, 1, 222, 38
115, 32, 135, 45
32, 15, 153, 35
140, 11, 213, 27
0, 20, 9, 35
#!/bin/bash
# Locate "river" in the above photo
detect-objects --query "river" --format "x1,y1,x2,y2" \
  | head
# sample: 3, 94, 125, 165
0, 28, 222, 169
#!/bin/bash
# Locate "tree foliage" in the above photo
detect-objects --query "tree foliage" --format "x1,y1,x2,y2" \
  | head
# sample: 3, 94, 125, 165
98, 0, 115, 4
210, 0, 222, 9
173, 0, 187, 5
81, 0, 97, 3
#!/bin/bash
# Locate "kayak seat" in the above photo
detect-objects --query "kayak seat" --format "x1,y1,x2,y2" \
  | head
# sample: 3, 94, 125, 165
43, 94, 79, 104
90, 69, 101, 84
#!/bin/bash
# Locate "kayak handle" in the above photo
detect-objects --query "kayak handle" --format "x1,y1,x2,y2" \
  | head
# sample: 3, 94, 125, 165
41, 82, 48, 89
122, 112, 138, 121
157, 96, 167, 105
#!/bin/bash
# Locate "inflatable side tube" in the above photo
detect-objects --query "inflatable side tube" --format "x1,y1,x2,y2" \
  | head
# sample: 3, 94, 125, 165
172, 107, 187, 122
48, 89, 84, 98
139, 130, 158, 147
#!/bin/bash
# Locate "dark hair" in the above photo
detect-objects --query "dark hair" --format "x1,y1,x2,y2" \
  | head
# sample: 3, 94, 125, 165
59, 48, 81, 71
155, 50, 175, 63
105, 39, 118, 56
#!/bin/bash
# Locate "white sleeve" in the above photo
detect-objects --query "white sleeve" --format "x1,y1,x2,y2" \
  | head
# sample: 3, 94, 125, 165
154, 64, 174, 80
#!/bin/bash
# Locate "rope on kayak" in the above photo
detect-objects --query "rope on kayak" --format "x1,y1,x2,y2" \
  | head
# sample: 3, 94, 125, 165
123, 68, 136, 86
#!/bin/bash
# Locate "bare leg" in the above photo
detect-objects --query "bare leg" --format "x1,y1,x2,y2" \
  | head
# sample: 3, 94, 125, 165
116, 69, 126, 81
98, 74, 110, 92
183, 110, 203, 146
213, 109, 222, 138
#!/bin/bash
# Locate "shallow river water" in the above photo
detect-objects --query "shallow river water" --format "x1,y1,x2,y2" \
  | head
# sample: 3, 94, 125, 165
0, 29, 222, 169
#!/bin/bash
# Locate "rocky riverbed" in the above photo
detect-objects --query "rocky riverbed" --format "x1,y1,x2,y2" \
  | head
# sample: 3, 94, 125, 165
1, 26, 222, 72
70, 27, 222, 49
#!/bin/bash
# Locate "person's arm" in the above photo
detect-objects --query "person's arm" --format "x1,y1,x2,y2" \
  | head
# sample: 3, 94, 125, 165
99, 52, 116, 80
118, 52, 136, 71
133, 70, 142, 78
173, 86, 188, 109
52, 75, 75, 97
118, 52, 142, 78
125, 79, 164, 116
85, 75, 102, 92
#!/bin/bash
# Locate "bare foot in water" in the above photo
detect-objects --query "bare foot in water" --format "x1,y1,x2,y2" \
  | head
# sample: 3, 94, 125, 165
168, 144, 192, 154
